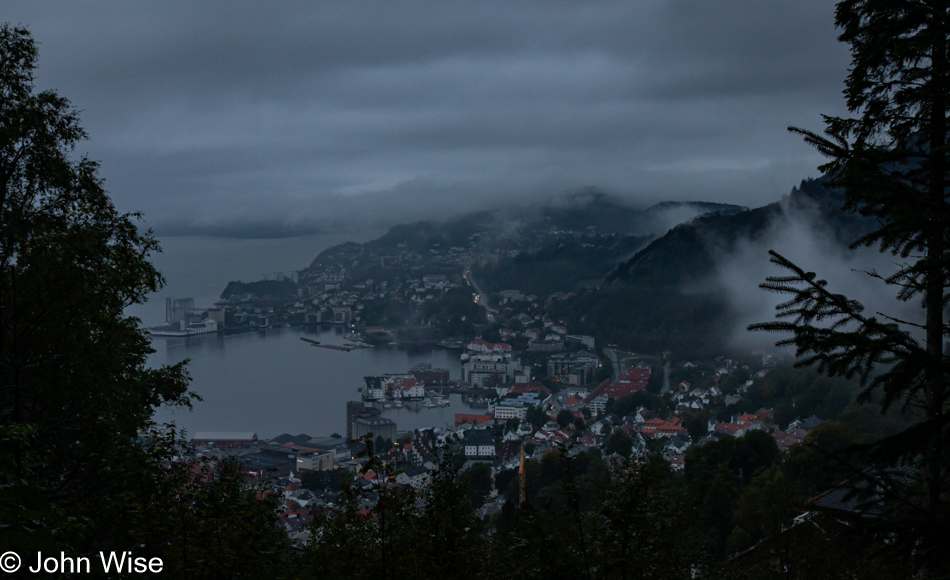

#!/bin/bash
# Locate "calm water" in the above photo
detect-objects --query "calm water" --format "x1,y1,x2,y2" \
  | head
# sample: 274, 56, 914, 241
151, 326, 465, 439
141, 232, 471, 439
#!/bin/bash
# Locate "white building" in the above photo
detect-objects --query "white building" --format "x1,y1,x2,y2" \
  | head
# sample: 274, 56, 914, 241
462, 352, 524, 387
466, 338, 513, 355
565, 334, 596, 349
463, 430, 495, 458
491, 403, 528, 420
392, 377, 426, 400
362, 376, 386, 401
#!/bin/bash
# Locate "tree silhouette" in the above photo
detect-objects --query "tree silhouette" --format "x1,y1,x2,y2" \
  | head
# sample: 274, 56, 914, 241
0, 23, 193, 555
751, 0, 950, 570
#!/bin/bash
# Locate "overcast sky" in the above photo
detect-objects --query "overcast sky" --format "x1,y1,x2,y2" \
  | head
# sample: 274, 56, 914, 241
5, 1, 851, 238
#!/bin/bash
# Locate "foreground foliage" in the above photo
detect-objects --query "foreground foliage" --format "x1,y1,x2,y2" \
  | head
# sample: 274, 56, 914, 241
752, 0, 950, 573
0, 24, 297, 576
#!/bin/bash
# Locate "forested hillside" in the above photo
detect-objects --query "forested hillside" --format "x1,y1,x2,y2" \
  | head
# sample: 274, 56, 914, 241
548, 179, 877, 357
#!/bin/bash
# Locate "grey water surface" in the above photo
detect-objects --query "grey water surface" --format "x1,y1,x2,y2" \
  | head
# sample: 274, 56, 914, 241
132, 232, 471, 439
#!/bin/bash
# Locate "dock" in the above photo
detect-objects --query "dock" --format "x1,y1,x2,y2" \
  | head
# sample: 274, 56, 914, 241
300, 336, 374, 351
312, 344, 353, 352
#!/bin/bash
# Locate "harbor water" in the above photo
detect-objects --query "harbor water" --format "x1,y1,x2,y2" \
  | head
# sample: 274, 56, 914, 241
150, 324, 467, 439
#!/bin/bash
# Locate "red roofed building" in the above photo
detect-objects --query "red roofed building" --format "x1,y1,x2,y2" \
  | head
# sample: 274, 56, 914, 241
636, 417, 685, 438
507, 383, 552, 397
534, 428, 568, 444
599, 367, 652, 400
455, 413, 492, 426
735, 412, 759, 425
715, 423, 743, 437
577, 433, 596, 446
392, 377, 426, 399
602, 382, 647, 399
499, 328, 517, 339
618, 368, 651, 383
713, 409, 771, 438
714, 414, 768, 438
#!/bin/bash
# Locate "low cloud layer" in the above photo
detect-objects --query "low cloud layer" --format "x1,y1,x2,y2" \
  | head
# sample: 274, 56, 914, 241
5, 1, 849, 238
713, 199, 926, 353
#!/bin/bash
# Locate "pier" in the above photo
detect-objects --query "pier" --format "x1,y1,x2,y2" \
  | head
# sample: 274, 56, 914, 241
299, 336, 371, 351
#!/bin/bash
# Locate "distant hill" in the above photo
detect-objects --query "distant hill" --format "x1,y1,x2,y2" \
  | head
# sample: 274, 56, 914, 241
466, 192, 748, 296
289, 180, 870, 358
472, 233, 653, 297
351, 191, 746, 255
549, 178, 877, 357
527, 188, 745, 236
608, 178, 870, 287
363, 212, 496, 253
303, 190, 746, 285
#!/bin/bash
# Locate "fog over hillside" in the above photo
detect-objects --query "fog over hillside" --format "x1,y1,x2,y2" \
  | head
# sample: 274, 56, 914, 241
712, 196, 925, 351
152, 185, 745, 240
3, 1, 849, 240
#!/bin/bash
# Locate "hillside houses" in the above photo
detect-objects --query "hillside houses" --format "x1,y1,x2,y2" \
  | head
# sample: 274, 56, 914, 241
636, 417, 686, 437
361, 375, 427, 401
466, 338, 512, 355
462, 348, 530, 386
202, 372, 830, 542
713, 410, 771, 438
463, 429, 495, 458
581, 367, 651, 415
547, 351, 600, 385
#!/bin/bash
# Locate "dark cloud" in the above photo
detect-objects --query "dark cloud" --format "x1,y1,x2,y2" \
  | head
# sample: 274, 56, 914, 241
6, 1, 850, 237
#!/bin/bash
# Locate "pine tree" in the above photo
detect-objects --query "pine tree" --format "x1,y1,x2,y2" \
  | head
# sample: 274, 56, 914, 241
751, 0, 950, 569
